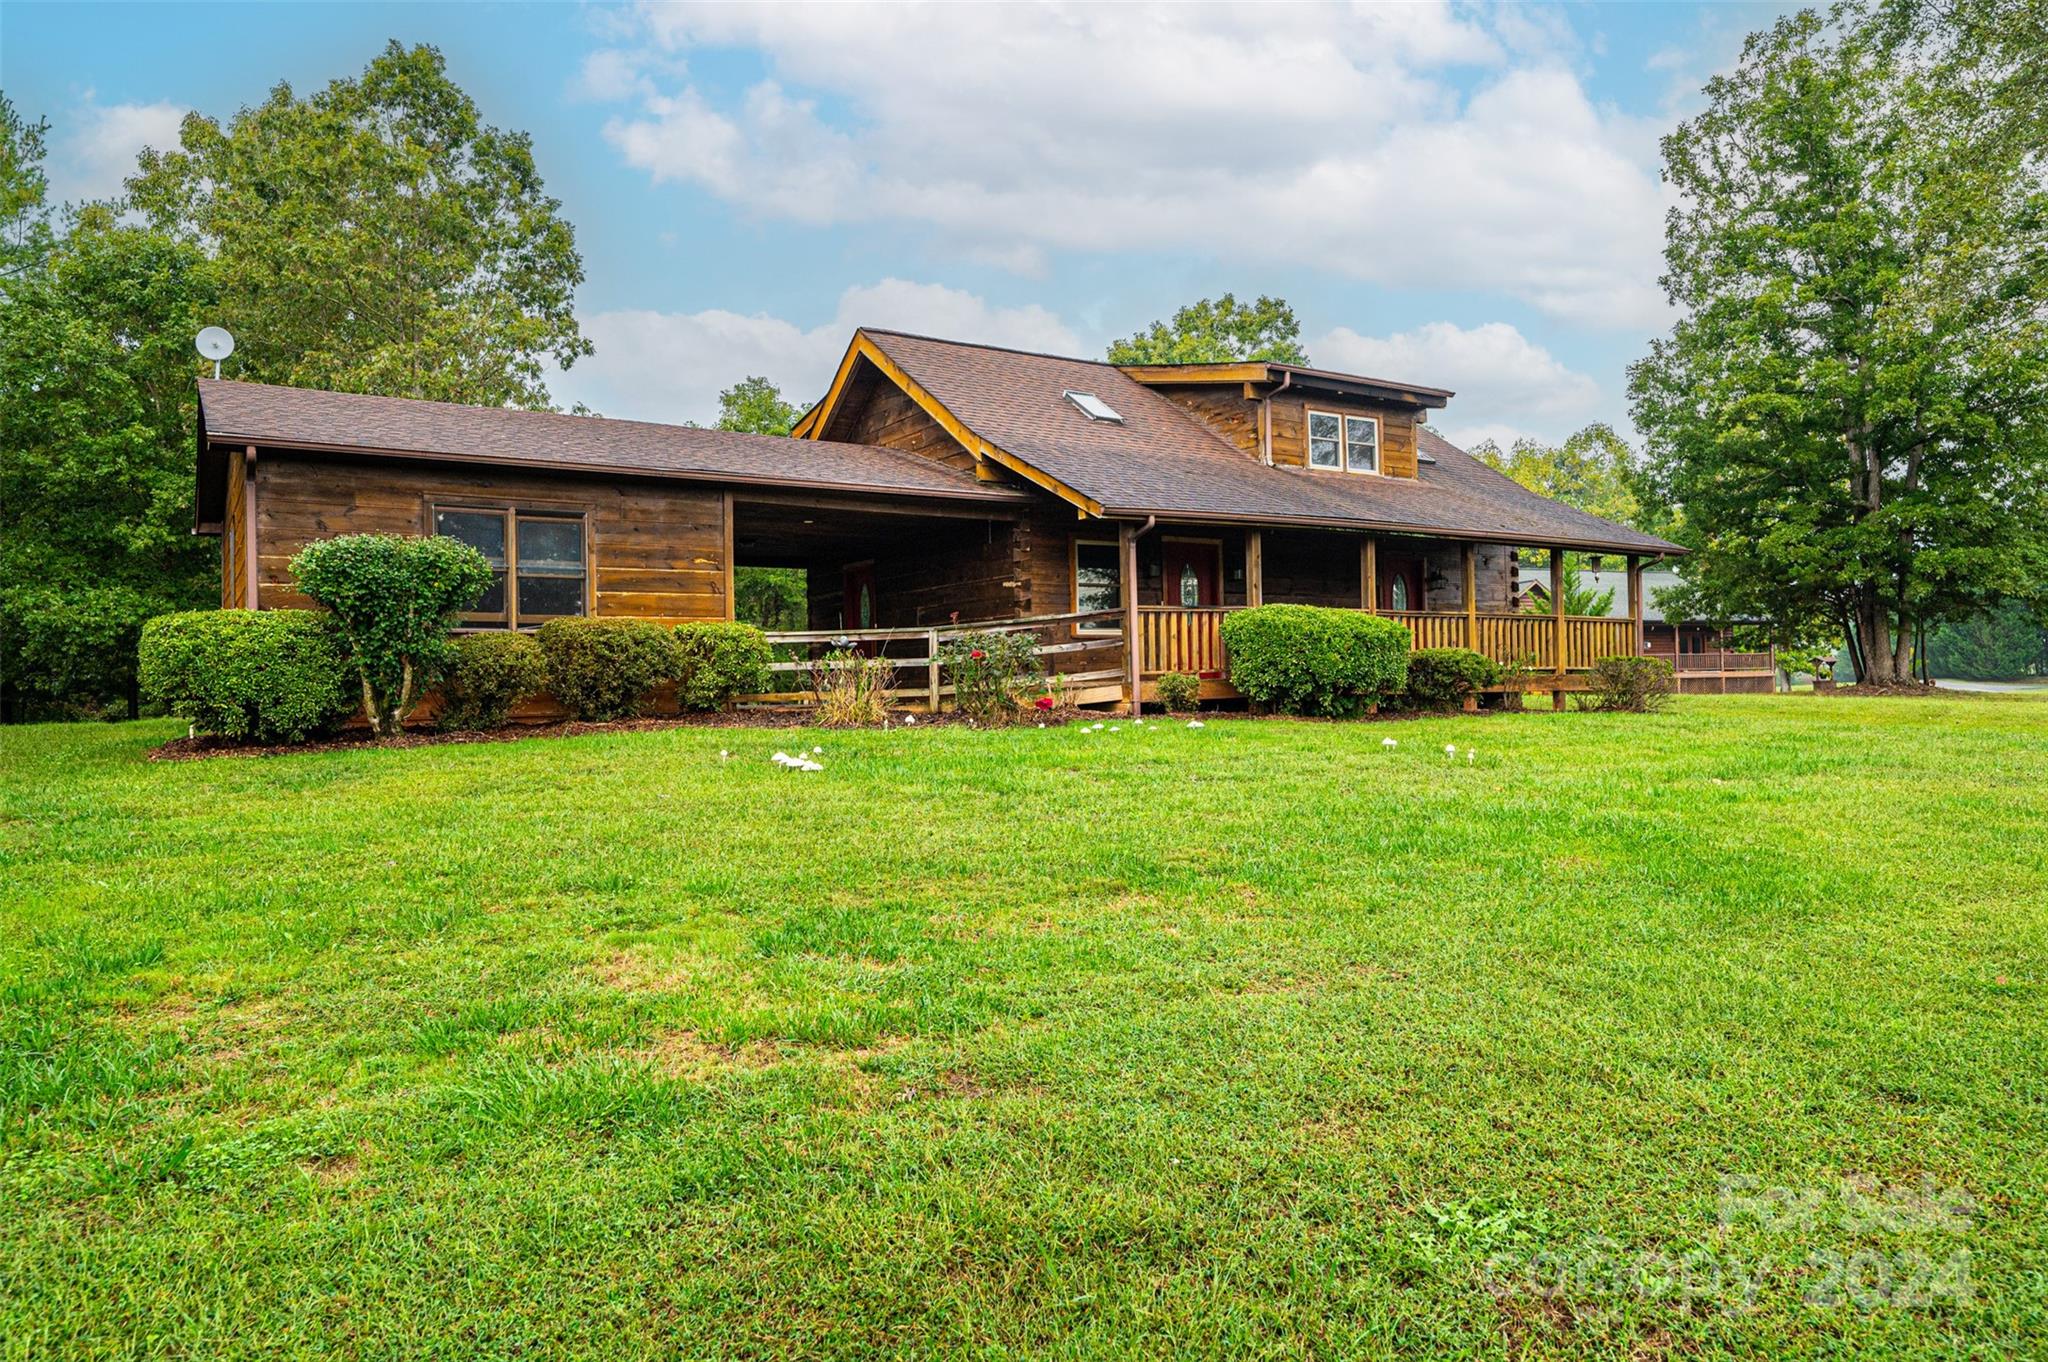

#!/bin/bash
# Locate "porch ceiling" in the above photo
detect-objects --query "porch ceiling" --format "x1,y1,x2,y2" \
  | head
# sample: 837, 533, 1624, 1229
731, 497, 1016, 570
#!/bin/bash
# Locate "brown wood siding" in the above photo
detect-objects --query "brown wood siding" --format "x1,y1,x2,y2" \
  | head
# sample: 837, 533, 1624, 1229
221, 454, 247, 609
848, 378, 979, 475
805, 517, 1029, 629
1151, 384, 1261, 458
1268, 392, 1418, 478
251, 453, 728, 625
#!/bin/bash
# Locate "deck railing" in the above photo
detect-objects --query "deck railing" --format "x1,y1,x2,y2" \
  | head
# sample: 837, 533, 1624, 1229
1674, 650, 1774, 673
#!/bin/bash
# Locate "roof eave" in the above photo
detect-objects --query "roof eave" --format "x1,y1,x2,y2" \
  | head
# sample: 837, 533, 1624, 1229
1091, 502, 1683, 555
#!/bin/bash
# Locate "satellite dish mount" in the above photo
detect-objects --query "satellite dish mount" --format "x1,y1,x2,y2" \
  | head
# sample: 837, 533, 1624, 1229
195, 327, 236, 379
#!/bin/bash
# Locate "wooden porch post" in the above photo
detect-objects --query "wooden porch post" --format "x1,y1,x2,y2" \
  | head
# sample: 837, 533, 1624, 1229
721, 491, 736, 622
1362, 537, 1377, 613
242, 448, 259, 610
1550, 546, 1567, 711
1121, 520, 1141, 716
1246, 530, 1264, 607
1461, 542, 1477, 650
1627, 555, 1645, 656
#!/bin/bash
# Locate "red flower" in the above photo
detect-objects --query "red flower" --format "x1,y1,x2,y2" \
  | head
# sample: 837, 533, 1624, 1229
970, 648, 986, 661
1035, 696, 1055, 711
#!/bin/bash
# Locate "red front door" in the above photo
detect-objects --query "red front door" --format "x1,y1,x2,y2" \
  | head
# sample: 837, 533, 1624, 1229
1378, 555, 1424, 612
841, 563, 878, 631
1160, 540, 1221, 607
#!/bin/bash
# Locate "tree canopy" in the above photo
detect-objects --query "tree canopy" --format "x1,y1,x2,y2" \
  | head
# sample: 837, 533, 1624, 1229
1107, 294, 1308, 366
128, 40, 590, 409
1472, 423, 1645, 531
1629, 0, 2048, 684
711, 375, 801, 437
2, 46, 592, 718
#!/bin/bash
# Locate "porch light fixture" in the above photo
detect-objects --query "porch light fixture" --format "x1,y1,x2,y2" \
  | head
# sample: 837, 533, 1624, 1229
1063, 390, 1123, 424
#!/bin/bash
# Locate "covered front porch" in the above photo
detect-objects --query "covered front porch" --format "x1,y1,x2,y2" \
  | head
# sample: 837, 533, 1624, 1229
1108, 523, 1650, 711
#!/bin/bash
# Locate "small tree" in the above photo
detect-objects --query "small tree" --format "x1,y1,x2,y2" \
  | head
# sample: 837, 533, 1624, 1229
289, 534, 493, 735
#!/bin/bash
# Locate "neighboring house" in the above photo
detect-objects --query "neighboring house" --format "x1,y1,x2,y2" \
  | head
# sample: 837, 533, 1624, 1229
1516, 561, 1777, 693
194, 328, 1682, 712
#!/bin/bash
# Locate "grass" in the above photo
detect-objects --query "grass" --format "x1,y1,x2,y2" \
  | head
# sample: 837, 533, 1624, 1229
3, 694, 2045, 1359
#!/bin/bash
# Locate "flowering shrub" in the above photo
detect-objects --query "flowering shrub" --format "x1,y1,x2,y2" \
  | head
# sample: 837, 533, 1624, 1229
1154, 670, 1201, 714
941, 629, 1042, 723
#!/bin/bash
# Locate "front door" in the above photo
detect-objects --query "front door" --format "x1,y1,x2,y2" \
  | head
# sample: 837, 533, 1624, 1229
841, 562, 878, 632
1378, 554, 1425, 612
1160, 540, 1222, 607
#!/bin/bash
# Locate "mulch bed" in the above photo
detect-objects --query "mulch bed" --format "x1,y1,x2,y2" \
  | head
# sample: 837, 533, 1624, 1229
148, 708, 976, 761
1815, 680, 1946, 697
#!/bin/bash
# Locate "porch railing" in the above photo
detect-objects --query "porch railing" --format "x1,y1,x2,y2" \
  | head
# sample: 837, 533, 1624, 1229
1137, 605, 1231, 677
1132, 606, 1637, 679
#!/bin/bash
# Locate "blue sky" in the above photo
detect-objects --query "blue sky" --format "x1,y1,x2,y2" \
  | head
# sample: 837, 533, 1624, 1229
4, 1, 1790, 448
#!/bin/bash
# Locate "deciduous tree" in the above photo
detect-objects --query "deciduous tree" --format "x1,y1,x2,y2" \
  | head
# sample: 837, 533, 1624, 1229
1629, 0, 2048, 684
1108, 294, 1308, 366
128, 40, 590, 408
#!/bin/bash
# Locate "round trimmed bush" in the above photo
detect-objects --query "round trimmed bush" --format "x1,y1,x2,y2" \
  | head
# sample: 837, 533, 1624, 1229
1219, 605, 1410, 717
673, 621, 773, 711
1154, 670, 1201, 714
439, 632, 548, 730
535, 617, 680, 721
1400, 647, 1498, 711
138, 609, 354, 743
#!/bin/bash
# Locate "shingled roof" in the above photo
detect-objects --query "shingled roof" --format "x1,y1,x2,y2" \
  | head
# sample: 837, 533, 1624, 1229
195, 379, 1026, 528
854, 330, 1681, 555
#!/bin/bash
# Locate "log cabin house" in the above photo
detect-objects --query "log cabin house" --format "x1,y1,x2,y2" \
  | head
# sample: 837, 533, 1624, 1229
194, 327, 1683, 712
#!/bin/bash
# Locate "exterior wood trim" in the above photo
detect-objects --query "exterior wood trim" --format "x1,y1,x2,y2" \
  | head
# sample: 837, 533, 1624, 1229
1246, 530, 1263, 607
1551, 549, 1567, 678
1120, 521, 1140, 716
1362, 537, 1377, 613
721, 491, 735, 621
1462, 542, 1477, 651
1628, 556, 1645, 655
803, 332, 1107, 518
242, 448, 259, 610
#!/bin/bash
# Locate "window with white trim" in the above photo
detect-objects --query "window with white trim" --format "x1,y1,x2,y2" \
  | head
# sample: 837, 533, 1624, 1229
433, 505, 589, 628
1308, 410, 1380, 474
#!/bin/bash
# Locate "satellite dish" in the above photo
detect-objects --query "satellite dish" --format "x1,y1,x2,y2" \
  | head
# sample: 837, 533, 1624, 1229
195, 326, 235, 377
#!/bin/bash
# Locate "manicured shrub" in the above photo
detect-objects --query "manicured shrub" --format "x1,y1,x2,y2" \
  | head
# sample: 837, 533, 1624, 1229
1400, 648, 1499, 712
138, 610, 354, 743
1154, 670, 1201, 714
289, 533, 495, 735
941, 629, 1043, 723
673, 621, 774, 711
1585, 655, 1676, 713
535, 617, 681, 721
438, 632, 548, 731
1219, 604, 1409, 717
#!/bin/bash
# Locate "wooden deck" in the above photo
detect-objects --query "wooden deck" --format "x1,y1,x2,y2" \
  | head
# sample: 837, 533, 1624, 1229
745, 605, 1653, 712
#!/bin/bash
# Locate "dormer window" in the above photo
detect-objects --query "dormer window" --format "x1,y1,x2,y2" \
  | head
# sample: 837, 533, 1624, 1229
1308, 410, 1380, 474
1064, 390, 1123, 424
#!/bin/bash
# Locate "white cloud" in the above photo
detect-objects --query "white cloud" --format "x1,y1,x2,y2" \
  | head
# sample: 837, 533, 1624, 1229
551, 278, 1082, 425
46, 97, 187, 205
595, 1, 1671, 328
1314, 320, 1603, 449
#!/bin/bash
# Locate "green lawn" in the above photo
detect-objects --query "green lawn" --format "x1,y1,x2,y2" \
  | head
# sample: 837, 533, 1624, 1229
4, 696, 2045, 1359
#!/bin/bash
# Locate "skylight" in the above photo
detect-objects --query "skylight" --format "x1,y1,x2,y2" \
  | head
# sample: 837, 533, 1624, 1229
1063, 390, 1123, 424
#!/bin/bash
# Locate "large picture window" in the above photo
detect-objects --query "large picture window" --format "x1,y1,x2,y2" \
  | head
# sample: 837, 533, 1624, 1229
1308, 410, 1381, 474
1073, 538, 1122, 632
433, 505, 588, 628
